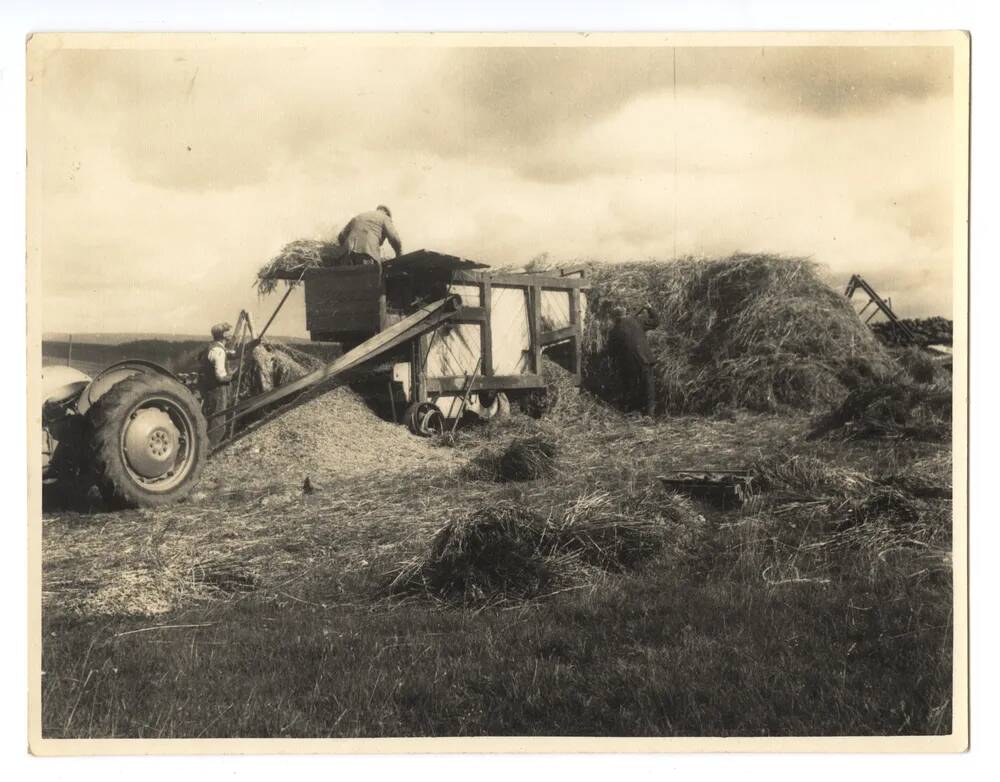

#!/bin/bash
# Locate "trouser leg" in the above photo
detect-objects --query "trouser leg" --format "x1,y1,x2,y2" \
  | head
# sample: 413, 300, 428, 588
618, 360, 639, 412
640, 362, 657, 416
203, 386, 229, 448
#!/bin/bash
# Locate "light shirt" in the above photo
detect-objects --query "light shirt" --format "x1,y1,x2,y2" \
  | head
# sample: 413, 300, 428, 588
207, 342, 228, 382
337, 210, 402, 259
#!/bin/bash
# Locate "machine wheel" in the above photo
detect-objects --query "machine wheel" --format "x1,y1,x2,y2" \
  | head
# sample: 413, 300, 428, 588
405, 401, 445, 437
477, 391, 511, 420
86, 372, 208, 508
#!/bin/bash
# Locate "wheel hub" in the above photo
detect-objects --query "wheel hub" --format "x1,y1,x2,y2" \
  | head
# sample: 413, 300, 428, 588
123, 407, 181, 479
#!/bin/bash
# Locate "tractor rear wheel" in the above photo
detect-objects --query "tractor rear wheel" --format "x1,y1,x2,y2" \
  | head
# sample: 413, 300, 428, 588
87, 372, 208, 508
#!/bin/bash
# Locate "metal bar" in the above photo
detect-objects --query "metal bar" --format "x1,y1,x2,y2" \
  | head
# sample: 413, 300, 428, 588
227, 311, 250, 439
259, 267, 307, 340
844, 274, 917, 343
451, 357, 482, 435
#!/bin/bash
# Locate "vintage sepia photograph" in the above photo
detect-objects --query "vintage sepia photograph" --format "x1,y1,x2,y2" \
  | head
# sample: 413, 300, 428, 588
27, 32, 968, 752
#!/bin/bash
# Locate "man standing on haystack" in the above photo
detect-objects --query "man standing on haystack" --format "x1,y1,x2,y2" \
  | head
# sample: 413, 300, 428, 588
336, 205, 403, 267
200, 322, 235, 447
607, 304, 660, 417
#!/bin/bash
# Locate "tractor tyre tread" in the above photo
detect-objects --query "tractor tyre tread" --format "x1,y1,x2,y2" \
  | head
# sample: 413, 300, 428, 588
86, 373, 208, 509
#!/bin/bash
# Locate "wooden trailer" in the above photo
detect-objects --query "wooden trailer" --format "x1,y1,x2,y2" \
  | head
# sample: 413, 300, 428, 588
301, 250, 588, 432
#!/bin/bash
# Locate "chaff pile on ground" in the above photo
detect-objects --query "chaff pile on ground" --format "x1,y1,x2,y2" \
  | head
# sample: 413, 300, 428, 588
579, 254, 896, 415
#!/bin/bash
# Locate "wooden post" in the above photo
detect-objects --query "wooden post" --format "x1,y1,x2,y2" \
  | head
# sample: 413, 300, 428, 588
568, 287, 582, 380
529, 286, 542, 374
481, 280, 493, 377
414, 333, 430, 403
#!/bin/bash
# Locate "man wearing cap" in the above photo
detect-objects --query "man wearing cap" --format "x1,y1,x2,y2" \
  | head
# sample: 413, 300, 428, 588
336, 205, 403, 267
606, 304, 660, 417
200, 322, 235, 447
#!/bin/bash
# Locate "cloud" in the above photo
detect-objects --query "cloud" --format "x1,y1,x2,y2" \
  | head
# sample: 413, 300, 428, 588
677, 46, 954, 115
32, 42, 959, 336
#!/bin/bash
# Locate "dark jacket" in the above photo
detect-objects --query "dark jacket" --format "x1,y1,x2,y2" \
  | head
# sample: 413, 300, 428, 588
607, 309, 659, 365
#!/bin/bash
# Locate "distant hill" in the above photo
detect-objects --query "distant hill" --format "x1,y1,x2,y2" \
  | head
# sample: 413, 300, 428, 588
43, 332, 309, 345
42, 334, 332, 377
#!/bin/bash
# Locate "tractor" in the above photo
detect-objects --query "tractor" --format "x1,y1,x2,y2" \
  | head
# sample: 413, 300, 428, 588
41, 361, 208, 508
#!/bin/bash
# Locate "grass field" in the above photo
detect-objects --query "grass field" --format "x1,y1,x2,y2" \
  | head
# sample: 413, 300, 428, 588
40, 390, 953, 738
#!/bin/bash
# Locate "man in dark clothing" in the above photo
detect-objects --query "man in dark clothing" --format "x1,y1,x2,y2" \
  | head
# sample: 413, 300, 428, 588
199, 322, 235, 447
336, 205, 403, 267
606, 304, 659, 416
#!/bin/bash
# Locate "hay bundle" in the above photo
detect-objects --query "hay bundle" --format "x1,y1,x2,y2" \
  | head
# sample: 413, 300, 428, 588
580, 254, 895, 414
255, 240, 345, 295
388, 488, 703, 605
234, 342, 325, 402
388, 502, 557, 604
808, 381, 951, 441
893, 346, 950, 385
468, 435, 559, 482
556, 489, 702, 570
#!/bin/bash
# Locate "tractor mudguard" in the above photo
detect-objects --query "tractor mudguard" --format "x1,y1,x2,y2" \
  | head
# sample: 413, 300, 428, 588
77, 359, 180, 415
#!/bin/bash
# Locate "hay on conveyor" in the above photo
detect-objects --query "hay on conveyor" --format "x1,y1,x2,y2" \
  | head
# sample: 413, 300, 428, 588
580, 254, 895, 415
255, 239, 346, 295
233, 341, 325, 401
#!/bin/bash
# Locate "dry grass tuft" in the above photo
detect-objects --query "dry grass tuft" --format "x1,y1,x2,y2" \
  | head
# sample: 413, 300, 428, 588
808, 381, 952, 442
751, 454, 875, 497
467, 436, 560, 482
893, 346, 951, 385
386, 487, 705, 605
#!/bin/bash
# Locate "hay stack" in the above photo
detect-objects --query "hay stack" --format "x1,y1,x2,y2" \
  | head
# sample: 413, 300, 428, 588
581, 254, 895, 414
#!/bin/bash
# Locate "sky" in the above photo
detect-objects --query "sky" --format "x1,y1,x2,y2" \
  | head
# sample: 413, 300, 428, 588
31, 39, 959, 338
